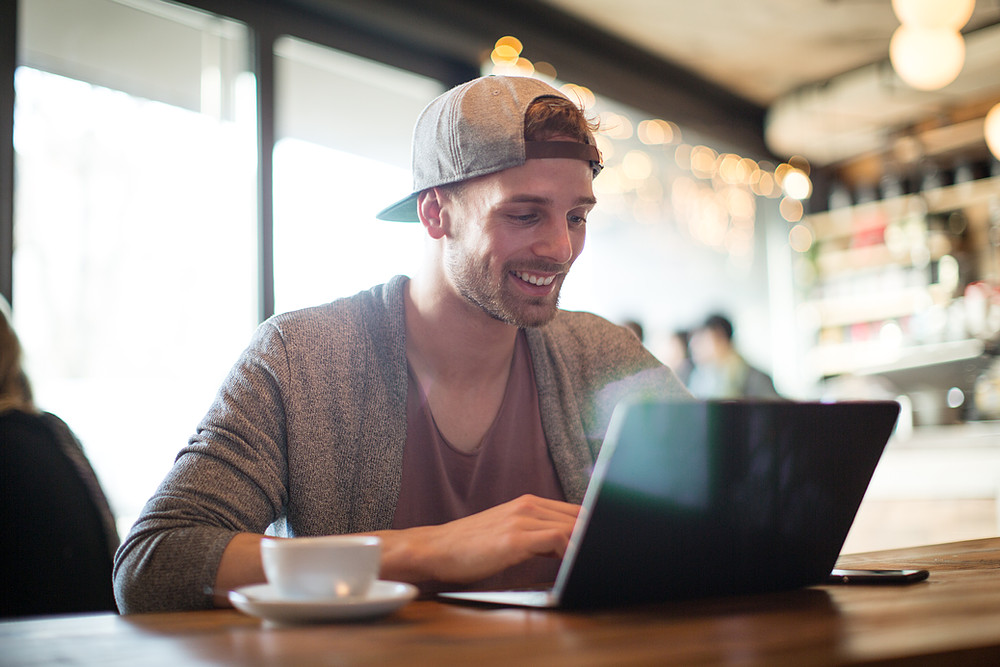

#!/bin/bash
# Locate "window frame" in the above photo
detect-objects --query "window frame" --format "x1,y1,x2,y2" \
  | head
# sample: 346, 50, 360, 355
1, 0, 477, 316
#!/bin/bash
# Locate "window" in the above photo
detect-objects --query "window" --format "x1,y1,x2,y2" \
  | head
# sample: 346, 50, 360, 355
272, 37, 443, 313
15, 0, 257, 532
13, 0, 448, 534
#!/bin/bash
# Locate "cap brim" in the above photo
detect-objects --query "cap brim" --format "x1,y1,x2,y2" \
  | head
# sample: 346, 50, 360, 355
375, 193, 420, 222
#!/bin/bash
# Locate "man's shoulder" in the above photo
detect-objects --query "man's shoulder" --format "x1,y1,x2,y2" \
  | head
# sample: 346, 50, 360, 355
529, 311, 689, 428
531, 309, 655, 372
267, 276, 406, 336
544, 309, 635, 346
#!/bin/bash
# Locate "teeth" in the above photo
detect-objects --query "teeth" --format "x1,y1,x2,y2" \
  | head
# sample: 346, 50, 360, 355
514, 271, 555, 286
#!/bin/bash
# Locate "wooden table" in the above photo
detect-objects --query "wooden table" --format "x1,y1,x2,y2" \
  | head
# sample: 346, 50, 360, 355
3, 538, 999, 665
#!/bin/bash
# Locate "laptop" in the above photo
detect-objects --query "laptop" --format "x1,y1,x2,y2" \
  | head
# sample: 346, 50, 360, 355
439, 398, 900, 609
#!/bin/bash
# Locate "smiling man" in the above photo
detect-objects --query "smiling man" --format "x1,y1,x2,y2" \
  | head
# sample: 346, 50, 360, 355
113, 76, 690, 613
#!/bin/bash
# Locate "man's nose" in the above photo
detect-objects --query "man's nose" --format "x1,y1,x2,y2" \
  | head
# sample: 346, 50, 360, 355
533, 219, 574, 264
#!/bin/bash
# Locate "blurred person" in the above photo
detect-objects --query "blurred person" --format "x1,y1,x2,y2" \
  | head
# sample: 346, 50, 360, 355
687, 313, 778, 399
663, 329, 693, 386
1, 298, 120, 617
621, 319, 644, 342
114, 75, 691, 613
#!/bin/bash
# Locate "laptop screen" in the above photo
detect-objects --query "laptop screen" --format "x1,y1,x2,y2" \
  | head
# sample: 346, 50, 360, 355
554, 399, 900, 608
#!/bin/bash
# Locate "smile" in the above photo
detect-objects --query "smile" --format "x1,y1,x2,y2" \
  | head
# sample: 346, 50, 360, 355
513, 270, 556, 286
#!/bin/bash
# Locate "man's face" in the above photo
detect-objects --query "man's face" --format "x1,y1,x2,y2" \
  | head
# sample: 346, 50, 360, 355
440, 155, 596, 328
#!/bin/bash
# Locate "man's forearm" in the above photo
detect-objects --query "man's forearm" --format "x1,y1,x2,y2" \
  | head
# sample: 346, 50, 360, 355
213, 533, 269, 607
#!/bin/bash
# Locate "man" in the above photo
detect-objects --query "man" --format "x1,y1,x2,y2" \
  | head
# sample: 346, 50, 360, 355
687, 313, 779, 399
114, 75, 689, 613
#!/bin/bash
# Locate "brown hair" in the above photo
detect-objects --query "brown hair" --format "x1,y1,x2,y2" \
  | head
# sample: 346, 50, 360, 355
523, 95, 599, 144
0, 306, 36, 415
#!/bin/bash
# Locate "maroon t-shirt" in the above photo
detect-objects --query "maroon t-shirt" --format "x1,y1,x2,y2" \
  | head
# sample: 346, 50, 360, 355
392, 331, 565, 591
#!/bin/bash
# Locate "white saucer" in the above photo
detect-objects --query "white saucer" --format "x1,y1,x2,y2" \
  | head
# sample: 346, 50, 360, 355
229, 580, 418, 624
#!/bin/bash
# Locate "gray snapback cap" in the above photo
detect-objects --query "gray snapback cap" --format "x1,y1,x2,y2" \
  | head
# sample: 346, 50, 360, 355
376, 75, 601, 222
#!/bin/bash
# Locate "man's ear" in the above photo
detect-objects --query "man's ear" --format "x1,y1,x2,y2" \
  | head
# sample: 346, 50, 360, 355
417, 188, 448, 240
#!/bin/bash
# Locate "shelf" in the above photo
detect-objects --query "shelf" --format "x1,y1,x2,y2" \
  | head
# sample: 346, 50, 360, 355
795, 174, 1000, 388
892, 419, 1000, 449
815, 243, 898, 275
808, 338, 987, 382
853, 338, 985, 377
804, 286, 932, 328
806, 175, 1000, 241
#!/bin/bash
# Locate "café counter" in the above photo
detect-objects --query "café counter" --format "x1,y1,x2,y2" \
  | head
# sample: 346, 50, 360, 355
2, 538, 999, 665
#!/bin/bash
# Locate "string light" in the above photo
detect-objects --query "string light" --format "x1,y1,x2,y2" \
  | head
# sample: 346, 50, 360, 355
480, 35, 816, 261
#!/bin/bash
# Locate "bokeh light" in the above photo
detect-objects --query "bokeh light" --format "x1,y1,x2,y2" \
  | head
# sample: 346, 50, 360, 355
782, 168, 813, 200
890, 25, 965, 90
788, 224, 814, 253
891, 0, 975, 30
779, 197, 804, 222
477, 34, 805, 263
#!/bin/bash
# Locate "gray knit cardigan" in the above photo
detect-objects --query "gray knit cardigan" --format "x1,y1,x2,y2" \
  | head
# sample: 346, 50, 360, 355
113, 275, 689, 613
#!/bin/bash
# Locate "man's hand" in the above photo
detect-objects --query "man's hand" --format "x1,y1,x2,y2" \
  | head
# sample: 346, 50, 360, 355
373, 494, 581, 584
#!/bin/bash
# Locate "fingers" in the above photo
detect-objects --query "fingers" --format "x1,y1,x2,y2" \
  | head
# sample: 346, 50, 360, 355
487, 495, 579, 560
503, 494, 581, 521
521, 525, 575, 559
372, 495, 583, 585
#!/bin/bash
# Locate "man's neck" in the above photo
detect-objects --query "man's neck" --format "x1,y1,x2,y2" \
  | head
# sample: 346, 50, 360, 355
403, 276, 518, 386
403, 275, 521, 453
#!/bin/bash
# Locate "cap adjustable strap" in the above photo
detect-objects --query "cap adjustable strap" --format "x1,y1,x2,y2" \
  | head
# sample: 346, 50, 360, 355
524, 141, 604, 176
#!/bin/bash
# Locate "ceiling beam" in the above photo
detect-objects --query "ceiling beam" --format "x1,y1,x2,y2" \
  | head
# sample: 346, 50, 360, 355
279, 0, 775, 159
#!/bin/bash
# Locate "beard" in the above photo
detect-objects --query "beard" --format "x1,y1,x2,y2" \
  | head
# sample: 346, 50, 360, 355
446, 250, 567, 328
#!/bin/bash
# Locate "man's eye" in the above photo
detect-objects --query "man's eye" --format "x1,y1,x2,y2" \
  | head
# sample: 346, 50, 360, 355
569, 214, 587, 227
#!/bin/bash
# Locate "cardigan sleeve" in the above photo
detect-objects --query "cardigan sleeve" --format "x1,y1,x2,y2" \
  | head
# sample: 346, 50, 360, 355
113, 278, 409, 614
113, 320, 294, 614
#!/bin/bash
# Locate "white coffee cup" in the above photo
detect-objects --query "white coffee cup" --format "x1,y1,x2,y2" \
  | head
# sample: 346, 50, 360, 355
260, 535, 381, 600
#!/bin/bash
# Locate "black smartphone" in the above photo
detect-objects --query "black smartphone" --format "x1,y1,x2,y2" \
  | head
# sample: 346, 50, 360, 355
827, 568, 929, 584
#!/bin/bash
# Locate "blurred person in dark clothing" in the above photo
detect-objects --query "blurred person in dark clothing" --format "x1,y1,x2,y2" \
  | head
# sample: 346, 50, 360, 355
1, 299, 120, 617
